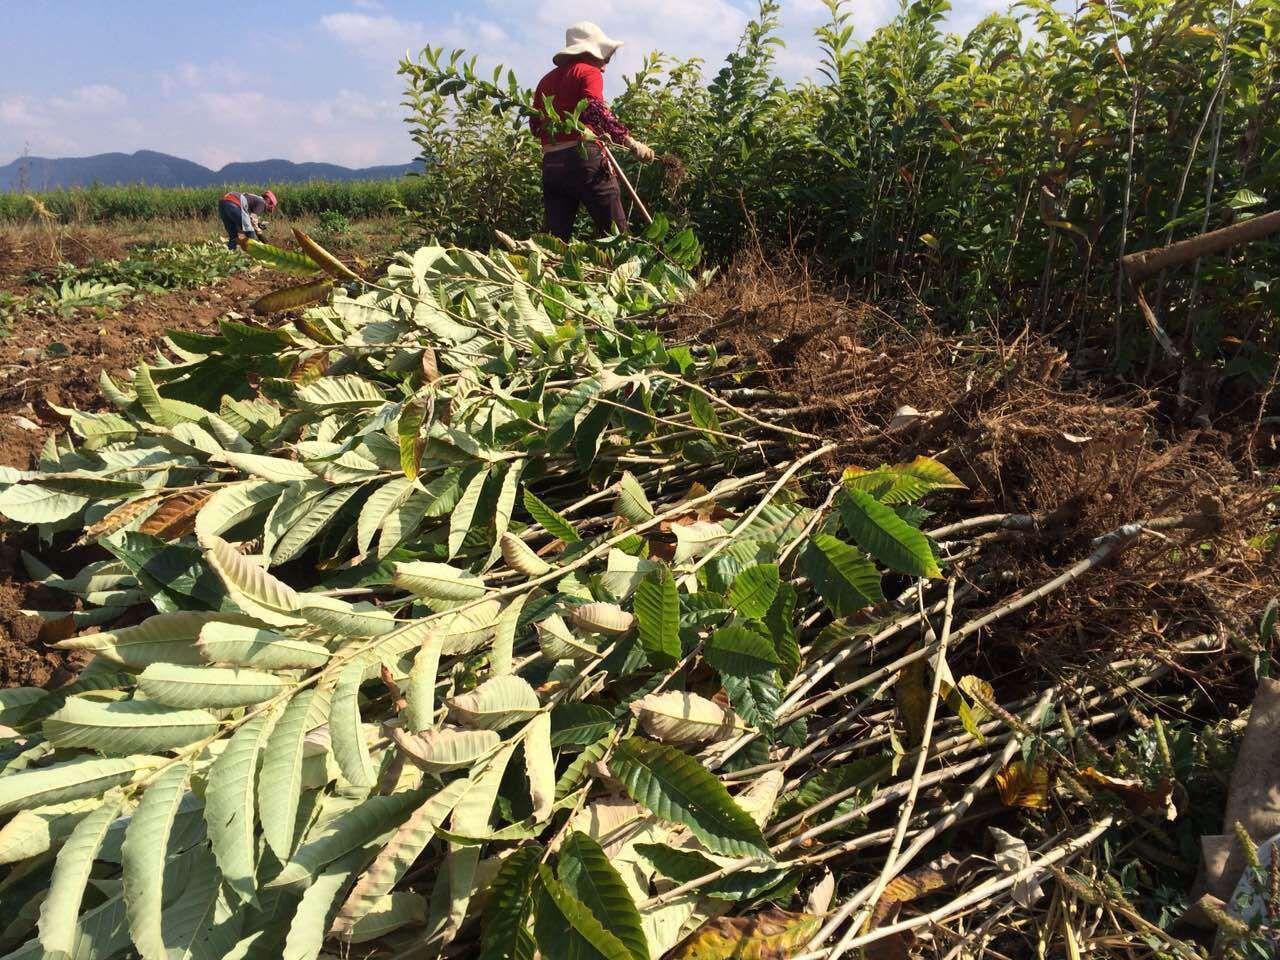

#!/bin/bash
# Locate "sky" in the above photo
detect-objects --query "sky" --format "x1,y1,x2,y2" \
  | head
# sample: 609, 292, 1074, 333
0, 0, 1011, 170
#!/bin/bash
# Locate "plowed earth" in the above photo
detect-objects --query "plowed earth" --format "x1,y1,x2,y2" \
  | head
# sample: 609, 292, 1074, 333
0, 264, 289, 686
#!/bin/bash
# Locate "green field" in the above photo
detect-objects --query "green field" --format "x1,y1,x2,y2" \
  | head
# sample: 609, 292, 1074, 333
0, 177, 437, 223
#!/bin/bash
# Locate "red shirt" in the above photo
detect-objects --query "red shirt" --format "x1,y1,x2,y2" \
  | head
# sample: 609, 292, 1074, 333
530, 59, 630, 147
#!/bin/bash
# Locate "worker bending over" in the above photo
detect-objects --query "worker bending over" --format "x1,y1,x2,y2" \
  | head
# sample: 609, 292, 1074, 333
219, 189, 277, 250
530, 22, 655, 240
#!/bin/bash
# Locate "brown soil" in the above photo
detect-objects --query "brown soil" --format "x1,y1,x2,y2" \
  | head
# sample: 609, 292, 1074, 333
0, 266, 289, 687
670, 251, 1277, 692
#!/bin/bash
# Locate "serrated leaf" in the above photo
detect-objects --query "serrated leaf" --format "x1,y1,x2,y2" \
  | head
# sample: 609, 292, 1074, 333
206, 708, 278, 901
611, 738, 769, 858
842, 456, 965, 504
258, 690, 317, 860
204, 536, 305, 627
252, 277, 334, 315
55, 611, 238, 666
298, 594, 397, 638
706, 623, 780, 677
356, 477, 412, 554
134, 362, 209, 427
122, 762, 190, 960
535, 865, 634, 960
39, 797, 123, 958
763, 583, 800, 682
551, 703, 615, 747
331, 777, 472, 936
447, 675, 542, 730
559, 832, 649, 960
293, 227, 360, 280
392, 726, 500, 773
523, 488, 580, 542
634, 566, 680, 666
630, 691, 749, 743
0, 797, 101, 865
525, 711, 555, 823
281, 846, 369, 960
330, 661, 377, 788
44, 699, 219, 755
393, 560, 486, 601
727, 564, 780, 620
636, 842, 790, 901
448, 468, 489, 559
271, 485, 361, 565
839, 488, 941, 578
193, 480, 281, 546
270, 787, 427, 889
138, 664, 286, 708
397, 404, 426, 481
615, 471, 654, 524
479, 843, 541, 960
197, 621, 330, 669
670, 908, 821, 958
241, 237, 321, 275
0, 755, 158, 815
0, 483, 88, 524
296, 375, 385, 411
801, 533, 884, 617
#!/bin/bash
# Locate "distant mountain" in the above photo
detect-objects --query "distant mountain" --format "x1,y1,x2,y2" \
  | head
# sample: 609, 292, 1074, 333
0, 149, 423, 191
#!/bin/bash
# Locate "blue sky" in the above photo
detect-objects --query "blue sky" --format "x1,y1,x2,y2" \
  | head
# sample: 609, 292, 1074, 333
1, 0, 1008, 169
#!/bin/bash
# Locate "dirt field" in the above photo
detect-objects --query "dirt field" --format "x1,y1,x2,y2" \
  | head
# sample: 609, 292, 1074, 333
0, 230, 298, 686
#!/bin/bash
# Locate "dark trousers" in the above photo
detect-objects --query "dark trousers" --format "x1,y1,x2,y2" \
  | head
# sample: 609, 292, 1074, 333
542, 145, 627, 241
218, 198, 256, 250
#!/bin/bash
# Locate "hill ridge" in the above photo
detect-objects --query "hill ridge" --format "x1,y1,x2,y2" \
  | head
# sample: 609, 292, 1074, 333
0, 149, 422, 191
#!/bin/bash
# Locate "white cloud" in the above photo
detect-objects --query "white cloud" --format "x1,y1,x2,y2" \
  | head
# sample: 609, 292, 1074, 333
319, 12, 430, 63
51, 84, 127, 114
0, 96, 49, 127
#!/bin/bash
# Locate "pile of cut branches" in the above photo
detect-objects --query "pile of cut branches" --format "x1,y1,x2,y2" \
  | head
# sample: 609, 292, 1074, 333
0, 224, 1270, 959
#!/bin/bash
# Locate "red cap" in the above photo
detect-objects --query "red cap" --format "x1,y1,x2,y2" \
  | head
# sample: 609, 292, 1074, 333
263, 190, 278, 211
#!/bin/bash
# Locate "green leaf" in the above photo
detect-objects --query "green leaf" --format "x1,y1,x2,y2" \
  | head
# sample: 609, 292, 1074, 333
615, 471, 654, 524
405, 639, 442, 734
138, 664, 286, 709
44, 699, 219, 755
839, 488, 941, 578
330, 661, 377, 788
196, 621, 331, 670
398, 402, 426, 480
122, 762, 191, 960
706, 623, 780, 676
240, 238, 321, 275
479, 844, 541, 960
610, 738, 769, 858
523, 489, 580, 543
0, 483, 88, 524
258, 690, 317, 860
634, 566, 680, 666
39, 797, 123, 958
484, 460, 524, 569
205, 708, 277, 902
448, 467, 489, 559
727, 563, 780, 620
133, 362, 209, 427
296, 375, 385, 411
392, 560, 486, 601
551, 703, 615, 747
558, 832, 649, 960
546, 375, 604, 448
764, 583, 800, 682
800, 533, 884, 617
636, 842, 791, 900
0, 755, 156, 815
281, 846, 369, 960
446, 675, 542, 730
688, 389, 723, 437
203, 536, 305, 628
270, 788, 427, 889
534, 865, 633, 960
525, 710, 555, 823
331, 777, 472, 937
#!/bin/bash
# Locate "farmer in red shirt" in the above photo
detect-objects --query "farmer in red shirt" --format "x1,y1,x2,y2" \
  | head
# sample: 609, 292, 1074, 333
218, 190, 277, 250
530, 22, 656, 240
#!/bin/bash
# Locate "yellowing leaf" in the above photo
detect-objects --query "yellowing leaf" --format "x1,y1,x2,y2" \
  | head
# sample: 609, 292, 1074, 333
995, 761, 1051, 809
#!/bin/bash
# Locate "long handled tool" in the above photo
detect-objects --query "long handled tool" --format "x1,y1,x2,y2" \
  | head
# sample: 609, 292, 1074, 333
600, 141, 653, 226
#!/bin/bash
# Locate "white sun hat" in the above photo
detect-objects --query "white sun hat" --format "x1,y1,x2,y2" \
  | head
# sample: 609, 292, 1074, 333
553, 21, 624, 66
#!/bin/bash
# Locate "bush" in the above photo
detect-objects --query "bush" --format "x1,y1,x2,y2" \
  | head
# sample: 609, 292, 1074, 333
399, 0, 1280, 380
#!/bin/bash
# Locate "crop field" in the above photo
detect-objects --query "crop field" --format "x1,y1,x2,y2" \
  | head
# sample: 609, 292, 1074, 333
0, 1, 1275, 959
